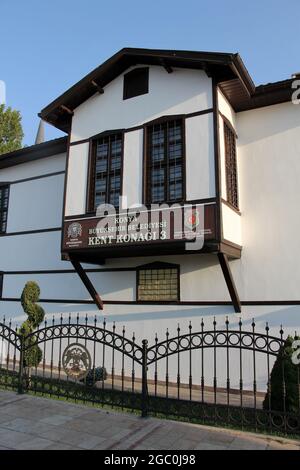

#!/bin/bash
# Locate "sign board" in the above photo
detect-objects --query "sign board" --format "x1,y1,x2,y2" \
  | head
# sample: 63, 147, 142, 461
62, 203, 216, 253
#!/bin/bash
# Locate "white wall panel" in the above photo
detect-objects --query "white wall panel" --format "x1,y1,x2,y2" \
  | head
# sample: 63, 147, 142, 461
0, 231, 66, 271
7, 174, 64, 232
65, 143, 89, 216
122, 130, 143, 207
2, 271, 135, 301
222, 203, 242, 246
0, 153, 66, 182
185, 113, 215, 200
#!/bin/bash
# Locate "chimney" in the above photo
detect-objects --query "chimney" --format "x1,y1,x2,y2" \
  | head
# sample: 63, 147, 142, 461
35, 119, 45, 145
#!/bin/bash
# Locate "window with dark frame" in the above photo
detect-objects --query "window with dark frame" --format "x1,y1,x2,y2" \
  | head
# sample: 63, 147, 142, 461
88, 133, 123, 212
146, 119, 184, 204
123, 67, 149, 100
0, 185, 9, 234
137, 264, 179, 302
224, 121, 239, 210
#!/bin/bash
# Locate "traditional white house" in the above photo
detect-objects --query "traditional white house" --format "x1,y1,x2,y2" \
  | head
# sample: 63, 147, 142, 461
0, 48, 300, 345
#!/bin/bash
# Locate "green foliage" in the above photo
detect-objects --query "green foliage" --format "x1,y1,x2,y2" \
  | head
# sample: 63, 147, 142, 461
263, 335, 300, 413
19, 281, 45, 369
0, 104, 24, 155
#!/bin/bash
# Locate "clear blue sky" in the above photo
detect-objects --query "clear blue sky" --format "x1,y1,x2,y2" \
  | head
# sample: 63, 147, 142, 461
1, 0, 300, 146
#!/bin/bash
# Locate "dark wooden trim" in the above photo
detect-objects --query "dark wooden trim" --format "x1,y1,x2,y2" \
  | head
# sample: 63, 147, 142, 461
2, 297, 300, 306
185, 108, 214, 119
0, 227, 61, 238
212, 81, 222, 243
159, 58, 173, 74
220, 241, 242, 259
218, 111, 238, 138
0, 137, 67, 170
69, 256, 104, 310
69, 138, 91, 146
38, 48, 255, 132
60, 133, 71, 253
60, 104, 74, 116
221, 198, 241, 216
8, 171, 65, 186
0, 272, 3, 299
85, 136, 95, 214
64, 198, 217, 221
91, 80, 104, 94
2, 267, 137, 275
68, 108, 214, 147
217, 252, 241, 313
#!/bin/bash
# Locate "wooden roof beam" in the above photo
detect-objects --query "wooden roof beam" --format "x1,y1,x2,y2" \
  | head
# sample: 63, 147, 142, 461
91, 80, 104, 94
60, 104, 74, 116
159, 59, 173, 73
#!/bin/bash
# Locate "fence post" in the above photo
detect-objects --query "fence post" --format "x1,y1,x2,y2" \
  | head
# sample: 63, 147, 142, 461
18, 332, 25, 394
141, 339, 148, 418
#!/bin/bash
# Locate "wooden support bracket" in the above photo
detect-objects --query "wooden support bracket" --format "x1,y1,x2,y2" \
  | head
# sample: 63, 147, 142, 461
69, 256, 104, 311
217, 252, 241, 313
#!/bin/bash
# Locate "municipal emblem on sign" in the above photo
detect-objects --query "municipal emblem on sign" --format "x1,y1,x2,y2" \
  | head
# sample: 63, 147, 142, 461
62, 343, 91, 380
67, 222, 82, 239
184, 209, 200, 230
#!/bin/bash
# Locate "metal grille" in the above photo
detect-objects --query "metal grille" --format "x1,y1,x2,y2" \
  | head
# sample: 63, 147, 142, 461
90, 134, 122, 211
224, 122, 239, 209
146, 119, 184, 203
137, 267, 179, 301
0, 185, 9, 233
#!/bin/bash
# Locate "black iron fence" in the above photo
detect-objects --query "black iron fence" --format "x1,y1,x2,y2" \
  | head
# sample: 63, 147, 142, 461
0, 315, 299, 436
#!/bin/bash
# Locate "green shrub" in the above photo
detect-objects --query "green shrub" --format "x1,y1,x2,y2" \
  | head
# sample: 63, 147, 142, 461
19, 281, 45, 369
263, 335, 300, 413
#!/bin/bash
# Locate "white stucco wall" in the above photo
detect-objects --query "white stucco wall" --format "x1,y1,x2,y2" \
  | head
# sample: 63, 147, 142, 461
7, 174, 64, 232
122, 129, 143, 207
0, 153, 66, 182
237, 101, 300, 301
185, 113, 215, 200
71, 66, 213, 142
65, 143, 89, 216
221, 203, 242, 246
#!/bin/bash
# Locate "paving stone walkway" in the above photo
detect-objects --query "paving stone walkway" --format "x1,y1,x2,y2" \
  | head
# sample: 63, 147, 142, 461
0, 391, 299, 450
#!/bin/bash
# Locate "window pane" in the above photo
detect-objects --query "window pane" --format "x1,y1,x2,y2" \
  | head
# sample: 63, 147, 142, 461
91, 134, 123, 211
138, 267, 179, 301
147, 120, 183, 204
224, 123, 238, 209
0, 186, 9, 233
